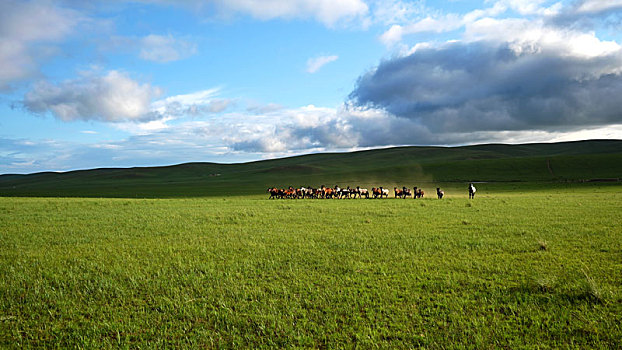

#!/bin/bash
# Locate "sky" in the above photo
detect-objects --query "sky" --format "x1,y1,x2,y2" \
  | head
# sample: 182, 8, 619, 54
1, 0, 622, 174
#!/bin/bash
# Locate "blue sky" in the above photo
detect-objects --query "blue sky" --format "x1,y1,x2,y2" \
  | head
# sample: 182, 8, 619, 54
1, 0, 622, 174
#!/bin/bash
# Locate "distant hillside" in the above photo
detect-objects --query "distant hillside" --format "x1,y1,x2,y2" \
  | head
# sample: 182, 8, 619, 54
1, 140, 621, 197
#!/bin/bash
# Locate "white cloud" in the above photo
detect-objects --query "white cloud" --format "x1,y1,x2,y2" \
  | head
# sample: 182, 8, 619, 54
103, 34, 197, 63
0, 0, 82, 90
377, 0, 568, 46
151, 88, 235, 118
149, 0, 427, 29
114, 116, 177, 135
379, 15, 463, 46
152, 88, 221, 114
217, 0, 368, 27
574, 0, 622, 14
306, 55, 339, 73
138, 34, 197, 63
368, 0, 425, 25
495, 0, 563, 16
114, 88, 235, 134
23, 74, 236, 126
0, 1, 79, 42
464, 17, 621, 59
246, 102, 284, 113
24, 70, 163, 122
0, 39, 37, 90
378, 3, 508, 46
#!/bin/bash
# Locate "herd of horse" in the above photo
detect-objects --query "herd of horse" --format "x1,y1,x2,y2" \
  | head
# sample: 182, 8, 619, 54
267, 185, 440, 199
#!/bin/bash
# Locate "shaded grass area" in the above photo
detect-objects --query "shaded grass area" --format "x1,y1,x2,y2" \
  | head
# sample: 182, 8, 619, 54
1, 185, 621, 348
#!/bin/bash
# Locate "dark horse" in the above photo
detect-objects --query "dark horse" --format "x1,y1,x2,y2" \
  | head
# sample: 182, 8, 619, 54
436, 188, 444, 199
413, 187, 424, 199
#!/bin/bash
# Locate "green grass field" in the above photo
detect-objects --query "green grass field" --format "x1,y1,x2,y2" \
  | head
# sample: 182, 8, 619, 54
2, 140, 621, 198
1, 183, 621, 348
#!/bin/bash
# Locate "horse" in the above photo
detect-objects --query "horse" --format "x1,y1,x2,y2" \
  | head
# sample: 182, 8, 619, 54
339, 186, 352, 199
334, 187, 344, 198
267, 187, 280, 199
413, 187, 424, 198
283, 188, 295, 199
312, 187, 321, 199
402, 187, 412, 198
395, 187, 411, 198
300, 187, 314, 199
348, 187, 358, 198
380, 187, 389, 198
356, 186, 369, 199
469, 183, 476, 199
436, 187, 444, 199
371, 187, 382, 198
394, 187, 403, 198
337, 188, 348, 199
324, 187, 335, 199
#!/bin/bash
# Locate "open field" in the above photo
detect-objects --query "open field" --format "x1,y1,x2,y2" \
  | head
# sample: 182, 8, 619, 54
1, 183, 621, 348
2, 140, 621, 198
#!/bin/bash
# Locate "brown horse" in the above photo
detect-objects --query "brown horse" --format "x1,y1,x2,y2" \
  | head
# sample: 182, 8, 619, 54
394, 187, 403, 198
324, 187, 335, 199
267, 187, 280, 199
372, 187, 381, 198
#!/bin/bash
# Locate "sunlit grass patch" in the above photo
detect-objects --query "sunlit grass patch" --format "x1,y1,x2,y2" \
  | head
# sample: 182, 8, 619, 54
1, 185, 621, 348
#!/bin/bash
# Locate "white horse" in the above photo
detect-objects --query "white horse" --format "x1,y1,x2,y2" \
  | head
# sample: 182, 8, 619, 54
340, 187, 351, 199
381, 188, 389, 198
469, 183, 476, 199
300, 187, 314, 198
356, 187, 369, 198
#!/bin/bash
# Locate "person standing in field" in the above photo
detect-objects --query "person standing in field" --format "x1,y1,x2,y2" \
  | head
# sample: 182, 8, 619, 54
469, 183, 476, 199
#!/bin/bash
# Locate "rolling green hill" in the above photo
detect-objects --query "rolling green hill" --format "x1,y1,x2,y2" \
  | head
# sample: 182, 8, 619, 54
1, 139, 621, 197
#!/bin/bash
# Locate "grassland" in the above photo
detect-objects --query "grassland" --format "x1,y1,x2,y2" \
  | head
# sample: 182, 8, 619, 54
1, 183, 621, 348
1, 140, 621, 198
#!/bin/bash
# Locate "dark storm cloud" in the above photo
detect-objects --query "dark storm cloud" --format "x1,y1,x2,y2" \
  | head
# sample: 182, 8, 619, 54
349, 40, 622, 133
